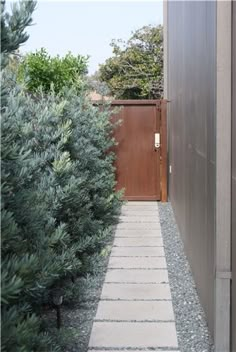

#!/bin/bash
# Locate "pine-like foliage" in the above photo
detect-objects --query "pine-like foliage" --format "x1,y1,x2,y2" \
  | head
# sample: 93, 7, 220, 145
56, 91, 121, 265
1, 2, 121, 351
1, 76, 81, 351
1, 0, 36, 67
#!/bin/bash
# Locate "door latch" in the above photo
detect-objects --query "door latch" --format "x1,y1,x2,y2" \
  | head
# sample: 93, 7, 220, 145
155, 133, 160, 149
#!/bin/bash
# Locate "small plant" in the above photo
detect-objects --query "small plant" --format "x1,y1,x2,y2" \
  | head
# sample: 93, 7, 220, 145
18, 48, 88, 94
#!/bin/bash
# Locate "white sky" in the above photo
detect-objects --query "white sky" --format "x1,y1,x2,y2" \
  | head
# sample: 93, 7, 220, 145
6, 0, 163, 74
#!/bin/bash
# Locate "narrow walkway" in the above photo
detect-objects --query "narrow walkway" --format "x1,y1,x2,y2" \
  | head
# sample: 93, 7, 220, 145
88, 201, 179, 351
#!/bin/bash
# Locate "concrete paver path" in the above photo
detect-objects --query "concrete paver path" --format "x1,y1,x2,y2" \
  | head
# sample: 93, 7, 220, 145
88, 202, 179, 351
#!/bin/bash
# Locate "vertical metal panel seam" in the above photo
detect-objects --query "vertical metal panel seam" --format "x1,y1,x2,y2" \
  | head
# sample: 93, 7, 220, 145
231, 2, 236, 350
163, 0, 168, 99
215, 0, 232, 351
163, 0, 170, 199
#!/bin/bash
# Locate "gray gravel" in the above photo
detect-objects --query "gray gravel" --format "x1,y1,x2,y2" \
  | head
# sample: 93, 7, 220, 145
158, 202, 214, 352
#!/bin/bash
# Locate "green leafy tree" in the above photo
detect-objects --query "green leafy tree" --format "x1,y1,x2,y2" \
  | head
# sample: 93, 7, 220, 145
18, 48, 88, 93
99, 25, 163, 99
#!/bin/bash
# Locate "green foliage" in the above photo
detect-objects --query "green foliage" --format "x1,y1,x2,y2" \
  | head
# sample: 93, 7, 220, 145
2, 75, 121, 351
1, 83, 80, 351
1, 0, 36, 68
1, 2, 121, 351
99, 25, 163, 99
18, 48, 88, 93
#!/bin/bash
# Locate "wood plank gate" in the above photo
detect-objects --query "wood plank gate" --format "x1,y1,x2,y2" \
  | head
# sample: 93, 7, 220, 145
111, 100, 167, 202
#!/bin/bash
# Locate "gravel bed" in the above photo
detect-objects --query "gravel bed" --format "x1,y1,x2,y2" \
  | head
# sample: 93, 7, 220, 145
158, 202, 214, 352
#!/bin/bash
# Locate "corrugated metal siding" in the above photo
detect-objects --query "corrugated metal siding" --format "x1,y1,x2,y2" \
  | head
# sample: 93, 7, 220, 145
232, 2, 236, 350
167, 1, 216, 334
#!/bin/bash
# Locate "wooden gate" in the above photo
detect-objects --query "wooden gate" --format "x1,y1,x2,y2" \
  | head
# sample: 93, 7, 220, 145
111, 100, 167, 201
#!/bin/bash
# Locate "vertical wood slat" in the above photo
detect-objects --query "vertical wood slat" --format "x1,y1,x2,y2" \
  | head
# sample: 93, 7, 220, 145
160, 100, 168, 202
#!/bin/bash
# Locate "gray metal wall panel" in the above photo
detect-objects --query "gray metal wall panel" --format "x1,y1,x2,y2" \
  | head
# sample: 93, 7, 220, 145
167, 1, 216, 334
232, 2, 236, 350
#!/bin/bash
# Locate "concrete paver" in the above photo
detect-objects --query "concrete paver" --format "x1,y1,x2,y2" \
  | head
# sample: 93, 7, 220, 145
105, 269, 168, 283
116, 222, 161, 230
88, 350, 180, 352
115, 229, 162, 237
119, 216, 160, 223
111, 246, 165, 257
122, 209, 159, 214
89, 322, 178, 348
95, 300, 175, 321
114, 237, 163, 247
121, 211, 159, 216
101, 283, 171, 300
123, 201, 158, 206
108, 256, 167, 269
121, 209, 159, 215
88, 202, 178, 350
126, 201, 158, 204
